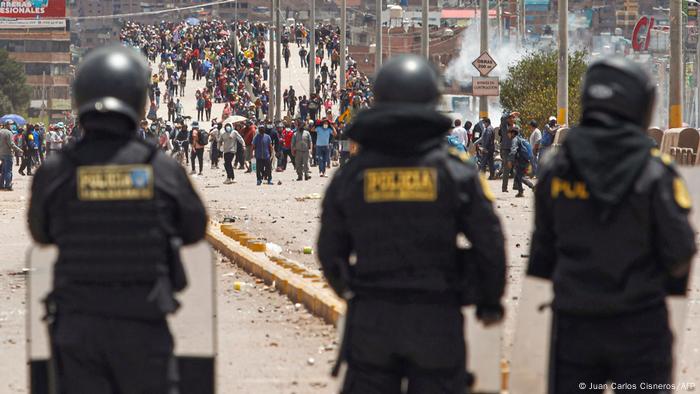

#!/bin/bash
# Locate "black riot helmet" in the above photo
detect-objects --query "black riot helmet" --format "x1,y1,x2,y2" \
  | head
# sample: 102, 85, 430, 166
373, 54, 442, 105
581, 57, 656, 129
73, 44, 150, 131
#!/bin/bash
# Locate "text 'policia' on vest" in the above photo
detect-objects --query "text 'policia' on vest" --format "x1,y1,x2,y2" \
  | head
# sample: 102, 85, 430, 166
318, 54, 507, 394
27, 44, 209, 394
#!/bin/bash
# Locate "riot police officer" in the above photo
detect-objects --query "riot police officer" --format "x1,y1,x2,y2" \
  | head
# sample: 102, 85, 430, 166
528, 58, 696, 393
317, 55, 507, 393
27, 45, 207, 393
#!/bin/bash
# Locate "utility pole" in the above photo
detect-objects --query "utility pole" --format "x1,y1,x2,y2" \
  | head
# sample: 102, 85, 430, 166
275, 0, 282, 121
340, 0, 347, 88
41, 71, 47, 125
557, 0, 568, 126
696, 27, 700, 127
310, 0, 316, 95
421, 0, 429, 58
376, 0, 382, 73
670, 0, 683, 128
269, 0, 275, 121
479, 0, 488, 119
233, 0, 239, 56
519, 0, 526, 45
496, 1, 502, 46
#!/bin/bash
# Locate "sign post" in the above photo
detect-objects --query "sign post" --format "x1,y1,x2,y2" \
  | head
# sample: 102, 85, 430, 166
472, 52, 498, 76
472, 77, 500, 96
472, 52, 499, 109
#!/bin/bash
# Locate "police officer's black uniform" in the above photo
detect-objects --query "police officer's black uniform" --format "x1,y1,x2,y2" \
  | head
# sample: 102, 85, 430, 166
318, 55, 507, 394
528, 58, 697, 393
28, 45, 207, 394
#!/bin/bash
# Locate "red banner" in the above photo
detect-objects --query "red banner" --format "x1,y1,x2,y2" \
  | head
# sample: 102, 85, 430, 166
0, 0, 66, 19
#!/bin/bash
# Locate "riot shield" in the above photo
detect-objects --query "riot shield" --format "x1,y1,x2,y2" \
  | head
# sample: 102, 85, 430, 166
464, 306, 503, 394
27, 241, 217, 394
510, 168, 700, 394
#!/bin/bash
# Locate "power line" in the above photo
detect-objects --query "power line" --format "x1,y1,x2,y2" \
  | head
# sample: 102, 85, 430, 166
69, 0, 237, 21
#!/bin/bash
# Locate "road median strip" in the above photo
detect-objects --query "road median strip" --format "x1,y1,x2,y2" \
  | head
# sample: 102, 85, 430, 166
207, 222, 346, 325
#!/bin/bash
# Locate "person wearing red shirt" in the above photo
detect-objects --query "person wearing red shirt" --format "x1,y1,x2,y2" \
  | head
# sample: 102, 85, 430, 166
243, 122, 256, 173
204, 96, 212, 121
276, 123, 295, 171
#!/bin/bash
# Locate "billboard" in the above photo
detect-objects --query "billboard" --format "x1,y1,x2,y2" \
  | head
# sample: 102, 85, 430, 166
0, 0, 66, 29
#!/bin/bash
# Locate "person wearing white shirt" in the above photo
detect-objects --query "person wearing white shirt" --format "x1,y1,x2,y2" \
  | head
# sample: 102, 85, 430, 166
528, 120, 542, 176
451, 119, 469, 148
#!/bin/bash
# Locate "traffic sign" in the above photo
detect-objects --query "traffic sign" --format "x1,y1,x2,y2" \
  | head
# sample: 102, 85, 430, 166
472, 77, 500, 96
472, 52, 497, 76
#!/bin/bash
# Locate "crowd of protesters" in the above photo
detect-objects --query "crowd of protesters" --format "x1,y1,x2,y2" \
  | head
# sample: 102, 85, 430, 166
0, 17, 549, 192
0, 120, 76, 191
116, 18, 378, 185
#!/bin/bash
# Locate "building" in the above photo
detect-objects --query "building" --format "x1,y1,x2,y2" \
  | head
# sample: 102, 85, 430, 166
348, 26, 465, 75
0, 30, 72, 121
615, 0, 639, 36
524, 0, 552, 35
72, 0, 119, 49
70, 0, 278, 49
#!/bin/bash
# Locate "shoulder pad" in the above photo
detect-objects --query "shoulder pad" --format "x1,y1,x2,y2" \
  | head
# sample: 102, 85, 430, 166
648, 149, 693, 210
650, 148, 676, 170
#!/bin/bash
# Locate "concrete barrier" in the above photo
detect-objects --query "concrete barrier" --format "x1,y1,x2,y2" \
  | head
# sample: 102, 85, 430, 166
207, 223, 345, 325
660, 128, 700, 166
551, 127, 569, 150
647, 127, 664, 147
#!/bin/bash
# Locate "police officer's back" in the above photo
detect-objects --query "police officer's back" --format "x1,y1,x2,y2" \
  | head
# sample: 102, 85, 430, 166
28, 45, 207, 393
528, 58, 696, 392
318, 55, 507, 394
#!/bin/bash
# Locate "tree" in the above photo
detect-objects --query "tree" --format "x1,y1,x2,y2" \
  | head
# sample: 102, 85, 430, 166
0, 48, 31, 115
499, 50, 588, 133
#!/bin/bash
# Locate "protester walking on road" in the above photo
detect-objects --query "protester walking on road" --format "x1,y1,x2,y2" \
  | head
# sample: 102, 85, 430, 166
500, 112, 517, 192
243, 121, 256, 173
476, 118, 496, 179
219, 122, 238, 184
209, 122, 222, 169
507, 127, 534, 197
252, 126, 273, 185
313, 119, 336, 177
190, 121, 206, 175
292, 125, 312, 181
0, 120, 22, 190
277, 123, 294, 171
19, 125, 37, 176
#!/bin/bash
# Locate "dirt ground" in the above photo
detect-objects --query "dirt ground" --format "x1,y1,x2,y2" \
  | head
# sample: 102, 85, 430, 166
2, 37, 700, 393
0, 172, 340, 394
0, 163, 530, 394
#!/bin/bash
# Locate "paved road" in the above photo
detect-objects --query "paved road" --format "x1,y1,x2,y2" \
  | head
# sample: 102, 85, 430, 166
3, 37, 700, 392
155, 40, 340, 125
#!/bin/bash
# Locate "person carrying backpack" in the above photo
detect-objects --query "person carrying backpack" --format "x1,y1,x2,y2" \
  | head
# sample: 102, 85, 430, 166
507, 126, 534, 197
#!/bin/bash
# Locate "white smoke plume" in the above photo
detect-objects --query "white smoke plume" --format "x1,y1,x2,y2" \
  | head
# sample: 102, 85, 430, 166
444, 12, 591, 120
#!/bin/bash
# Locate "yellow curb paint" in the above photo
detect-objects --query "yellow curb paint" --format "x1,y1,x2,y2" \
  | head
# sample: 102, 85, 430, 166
207, 225, 346, 325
